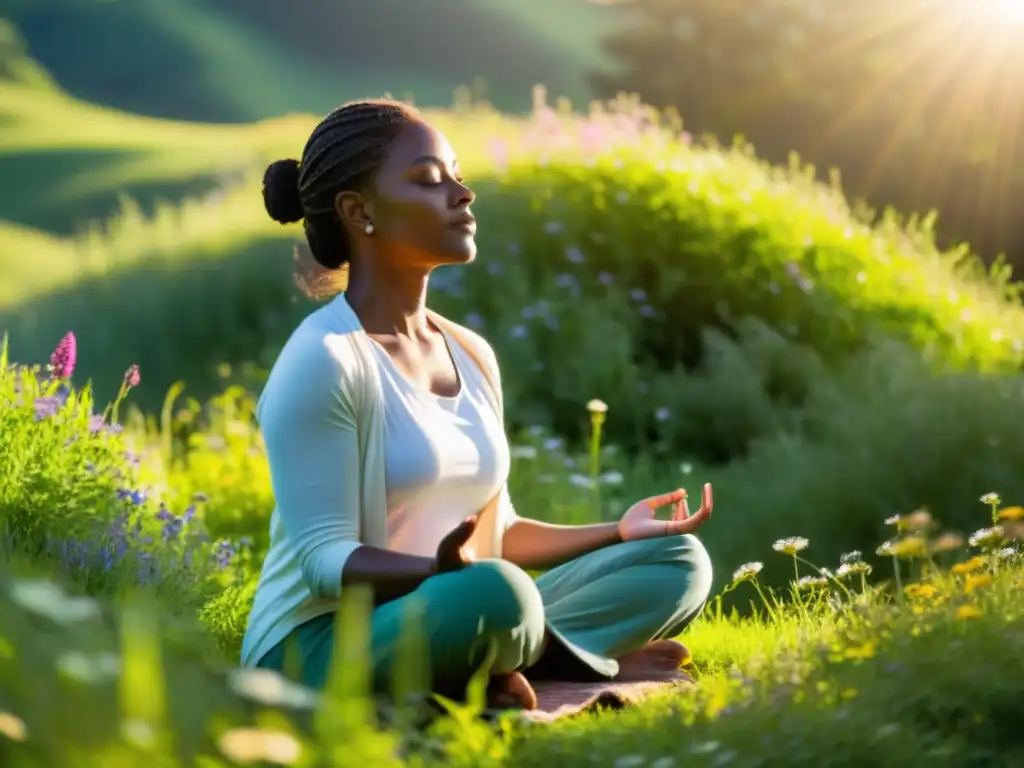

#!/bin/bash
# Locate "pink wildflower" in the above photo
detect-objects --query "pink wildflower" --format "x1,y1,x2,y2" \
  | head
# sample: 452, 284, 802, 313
124, 364, 140, 389
49, 332, 77, 380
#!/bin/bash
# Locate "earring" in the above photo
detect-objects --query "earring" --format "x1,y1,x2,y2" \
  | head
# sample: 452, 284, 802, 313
364, 222, 375, 236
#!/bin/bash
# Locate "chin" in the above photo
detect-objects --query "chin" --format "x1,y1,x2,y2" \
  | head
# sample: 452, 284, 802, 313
442, 239, 478, 264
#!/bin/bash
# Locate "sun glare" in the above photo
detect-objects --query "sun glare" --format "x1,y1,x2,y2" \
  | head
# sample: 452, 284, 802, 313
988, 0, 1024, 23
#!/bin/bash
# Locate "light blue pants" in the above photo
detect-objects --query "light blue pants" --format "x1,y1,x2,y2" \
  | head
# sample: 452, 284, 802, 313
256, 534, 714, 694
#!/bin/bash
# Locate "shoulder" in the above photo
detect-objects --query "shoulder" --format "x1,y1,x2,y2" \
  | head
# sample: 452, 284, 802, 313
432, 313, 501, 378
257, 301, 372, 427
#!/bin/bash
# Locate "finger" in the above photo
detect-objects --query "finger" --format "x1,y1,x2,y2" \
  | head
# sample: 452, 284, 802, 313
666, 512, 706, 535
447, 515, 478, 544
672, 497, 691, 522
701, 483, 714, 516
645, 488, 686, 510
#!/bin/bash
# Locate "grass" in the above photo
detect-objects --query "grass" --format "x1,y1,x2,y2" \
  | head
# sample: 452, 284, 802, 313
1, 343, 1022, 766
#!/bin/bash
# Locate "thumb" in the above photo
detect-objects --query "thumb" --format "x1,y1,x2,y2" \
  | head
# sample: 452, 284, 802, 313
449, 515, 478, 544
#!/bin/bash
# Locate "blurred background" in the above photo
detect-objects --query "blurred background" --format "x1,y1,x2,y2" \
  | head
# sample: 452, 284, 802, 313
2, 0, 1024, 587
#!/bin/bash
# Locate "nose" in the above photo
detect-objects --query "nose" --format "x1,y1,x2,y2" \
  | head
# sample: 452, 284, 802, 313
451, 178, 475, 208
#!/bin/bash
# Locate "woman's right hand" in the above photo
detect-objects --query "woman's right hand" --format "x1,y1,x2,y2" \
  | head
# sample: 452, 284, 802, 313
434, 515, 478, 573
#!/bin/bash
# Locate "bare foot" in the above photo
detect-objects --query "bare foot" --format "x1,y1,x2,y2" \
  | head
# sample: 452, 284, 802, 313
613, 639, 693, 683
486, 670, 538, 710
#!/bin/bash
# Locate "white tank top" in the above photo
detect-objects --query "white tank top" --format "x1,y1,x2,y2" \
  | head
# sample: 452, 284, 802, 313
368, 329, 510, 558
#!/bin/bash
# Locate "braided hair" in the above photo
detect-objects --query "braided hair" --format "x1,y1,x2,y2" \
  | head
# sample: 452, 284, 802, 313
262, 99, 421, 289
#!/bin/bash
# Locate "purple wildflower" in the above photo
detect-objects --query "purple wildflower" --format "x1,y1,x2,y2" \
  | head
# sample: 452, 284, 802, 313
49, 332, 77, 380
123, 365, 140, 389
33, 396, 64, 421
214, 540, 236, 568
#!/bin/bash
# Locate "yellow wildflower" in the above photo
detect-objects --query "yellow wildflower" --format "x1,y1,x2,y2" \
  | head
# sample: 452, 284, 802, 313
998, 506, 1024, 521
952, 556, 987, 574
964, 573, 992, 594
904, 583, 938, 600
956, 605, 982, 619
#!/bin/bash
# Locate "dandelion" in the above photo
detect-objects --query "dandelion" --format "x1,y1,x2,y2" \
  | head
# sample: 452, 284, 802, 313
956, 605, 982, 620
968, 526, 1005, 550
952, 556, 987, 574
49, 332, 77, 380
773, 537, 809, 556
903, 583, 937, 600
980, 492, 1001, 507
964, 573, 992, 594
731, 562, 763, 584
998, 506, 1024, 521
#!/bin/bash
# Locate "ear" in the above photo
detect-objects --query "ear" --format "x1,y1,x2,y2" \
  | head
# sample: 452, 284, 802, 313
334, 190, 373, 232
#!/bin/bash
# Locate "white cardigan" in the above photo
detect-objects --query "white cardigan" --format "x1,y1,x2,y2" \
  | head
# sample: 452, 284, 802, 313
240, 293, 518, 667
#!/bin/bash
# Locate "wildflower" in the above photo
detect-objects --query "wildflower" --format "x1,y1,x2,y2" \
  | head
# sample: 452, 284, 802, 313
49, 332, 77, 380
33, 396, 63, 421
884, 515, 901, 527
510, 445, 538, 461
587, 399, 609, 414
599, 471, 624, 485
998, 506, 1024, 521
837, 561, 872, 579
680, 462, 693, 475
997, 546, 1017, 559
565, 246, 585, 264
773, 537, 810, 555
968, 526, 1005, 550
877, 536, 927, 559
123, 365, 140, 389
510, 324, 528, 339
950, 558, 985, 577
655, 406, 671, 422
543, 437, 564, 452
0, 712, 27, 742
956, 605, 982, 620
117, 489, 147, 506
218, 728, 303, 766
598, 271, 614, 286
840, 551, 862, 565
630, 288, 647, 303
964, 573, 992, 594
214, 540, 236, 568
931, 532, 965, 553
903, 583, 937, 600
980, 492, 1002, 507
568, 473, 595, 490
731, 562, 763, 583
905, 509, 933, 531
796, 575, 828, 591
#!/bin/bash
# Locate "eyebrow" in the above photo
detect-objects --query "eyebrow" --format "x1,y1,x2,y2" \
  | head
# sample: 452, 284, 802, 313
412, 154, 459, 168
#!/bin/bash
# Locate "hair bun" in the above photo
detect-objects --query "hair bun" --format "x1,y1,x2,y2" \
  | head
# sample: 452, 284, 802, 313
262, 159, 305, 224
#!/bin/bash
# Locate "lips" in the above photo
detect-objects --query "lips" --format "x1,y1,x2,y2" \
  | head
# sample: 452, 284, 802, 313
451, 213, 477, 232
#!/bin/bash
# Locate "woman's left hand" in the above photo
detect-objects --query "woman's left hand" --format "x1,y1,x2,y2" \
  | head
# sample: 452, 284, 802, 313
618, 484, 714, 542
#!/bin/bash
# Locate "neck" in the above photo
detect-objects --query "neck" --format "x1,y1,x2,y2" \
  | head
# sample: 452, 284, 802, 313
345, 260, 432, 337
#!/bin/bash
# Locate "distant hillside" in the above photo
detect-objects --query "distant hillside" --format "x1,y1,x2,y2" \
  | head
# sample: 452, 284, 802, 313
6, 0, 618, 122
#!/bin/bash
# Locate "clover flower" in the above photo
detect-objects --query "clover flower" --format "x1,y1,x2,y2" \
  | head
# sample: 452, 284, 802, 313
773, 537, 809, 555
731, 562, 764, 584
123, 364, 140, 389
968, 526, 1005, 550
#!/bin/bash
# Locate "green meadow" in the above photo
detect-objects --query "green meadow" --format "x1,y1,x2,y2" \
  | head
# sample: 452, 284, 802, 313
2, 27, 1024, 766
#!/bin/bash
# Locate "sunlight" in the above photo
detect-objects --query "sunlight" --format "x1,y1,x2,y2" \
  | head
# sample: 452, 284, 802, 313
981, 0, 1024, 23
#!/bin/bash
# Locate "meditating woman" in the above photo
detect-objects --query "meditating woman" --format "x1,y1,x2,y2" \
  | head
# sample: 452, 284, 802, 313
241, 98, 715, 711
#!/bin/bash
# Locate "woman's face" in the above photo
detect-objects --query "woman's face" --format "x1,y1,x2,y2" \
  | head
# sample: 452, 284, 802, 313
355, 120, 478, 269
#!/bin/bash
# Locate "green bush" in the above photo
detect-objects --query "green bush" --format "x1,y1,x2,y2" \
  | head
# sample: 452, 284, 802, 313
8, 99, 1024, 464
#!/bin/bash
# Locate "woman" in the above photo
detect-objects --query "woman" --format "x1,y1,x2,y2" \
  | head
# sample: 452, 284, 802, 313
241, 98, 715, 711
